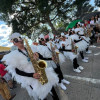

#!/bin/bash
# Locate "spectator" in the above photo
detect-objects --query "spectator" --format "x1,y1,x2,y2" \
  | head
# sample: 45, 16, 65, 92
94, 15, 99, 24
0, 61, 14, 89
98, 15, 100, 23
94, 24, 100, 43
90, 16, 95, 27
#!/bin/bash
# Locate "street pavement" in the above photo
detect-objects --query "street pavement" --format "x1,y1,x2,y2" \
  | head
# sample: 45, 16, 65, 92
0, 43, 100, 100
62, 43, 100, 100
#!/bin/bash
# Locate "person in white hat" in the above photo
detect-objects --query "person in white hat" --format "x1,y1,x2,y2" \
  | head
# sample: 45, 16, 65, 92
2, 32, 59, 100
59, 34, 83, 73
75, 24, 91, 62
38, 34, 45, 39
34, 34, 70, 90
69, 29, 89, 63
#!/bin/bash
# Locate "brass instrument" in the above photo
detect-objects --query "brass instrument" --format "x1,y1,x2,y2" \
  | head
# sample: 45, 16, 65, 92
74, 46, 78, 54
87, 28, 93, 37
0, 46, 11, 52
71, 39, 78, 54
50, 42, 59, 64
98, 24, 100, 31
24, 39, 48, 85
0, 80, 12, 100
84, 28, 88, 37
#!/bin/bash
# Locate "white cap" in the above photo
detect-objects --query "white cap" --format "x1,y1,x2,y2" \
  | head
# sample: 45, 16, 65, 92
39, 34, 44, 39
78, 22, 81, 24
55, 35, 58, 37
49, 32, 54, 39
61, 32, 65, 36
78, 22, 82, 26
72, 28, 75, 31
9, 32, 21, 40
82, 23, 84, 26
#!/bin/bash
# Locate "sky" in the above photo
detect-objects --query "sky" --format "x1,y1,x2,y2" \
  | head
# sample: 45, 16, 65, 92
0, 0, 99, 47
90, 0, 100, 11
90, 0, 95, 6
0, 23, 32, 47
0, 24, 13, 47
0, 21, 5, 25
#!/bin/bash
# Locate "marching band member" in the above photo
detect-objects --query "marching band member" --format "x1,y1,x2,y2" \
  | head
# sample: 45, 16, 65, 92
69, 30, 89, 63
54, 35, 60, 49
2, 33, 59, 100
31, 34, 70, 90
59, 33, 83, 73
75, 24, 92, 61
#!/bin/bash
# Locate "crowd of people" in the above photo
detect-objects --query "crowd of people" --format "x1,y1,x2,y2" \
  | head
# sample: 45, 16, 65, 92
0, 14, 100, 100
84, 14, 100, 44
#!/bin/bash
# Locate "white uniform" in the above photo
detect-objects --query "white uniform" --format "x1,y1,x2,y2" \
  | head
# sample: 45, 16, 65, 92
70, 34, 87, 52
2, 48, 59, 100
31, 43, 65, 66
90, 20, 95, 26
75, 27, 90, 46
60, 37, 78, 61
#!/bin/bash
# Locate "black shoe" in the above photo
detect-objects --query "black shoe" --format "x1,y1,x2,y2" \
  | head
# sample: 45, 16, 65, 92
13, 85, 17, 88
10, 87, 13, 90
9, 94, 16, 100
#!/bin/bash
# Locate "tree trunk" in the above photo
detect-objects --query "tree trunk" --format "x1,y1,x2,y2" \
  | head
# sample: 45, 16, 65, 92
47, 15, 57, 34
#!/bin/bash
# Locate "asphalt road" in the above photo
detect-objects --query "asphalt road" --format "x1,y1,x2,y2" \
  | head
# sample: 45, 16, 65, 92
0, 43, 100, 100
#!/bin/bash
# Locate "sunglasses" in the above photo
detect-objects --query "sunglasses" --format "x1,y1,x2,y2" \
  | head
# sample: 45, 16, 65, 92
41, 38, 45, 41
13, 37, 22, 43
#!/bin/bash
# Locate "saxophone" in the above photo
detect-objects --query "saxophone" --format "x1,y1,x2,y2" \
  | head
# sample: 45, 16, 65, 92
71, 39, 78, 54
24, 39, 48, 85
74, 46, 78, 54
87, 27, 93, 37
50, 42, 59, 65
84, 28, 88, 37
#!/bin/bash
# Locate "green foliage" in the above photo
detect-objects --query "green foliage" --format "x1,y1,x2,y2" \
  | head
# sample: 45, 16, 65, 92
95, 0, 100, 6
38, 0, 49, 14
73, 0, 94, 19
0, 0, 95, 38
40, 26, 49, 34
0, 0, 15, 14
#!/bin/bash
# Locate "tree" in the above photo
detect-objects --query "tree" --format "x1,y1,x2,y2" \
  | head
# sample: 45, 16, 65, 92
0, 0, 16, 21
95, 0, 100, 7
0, 0, 74, 37
0, 0, 95, 38
72, 0, 94, 19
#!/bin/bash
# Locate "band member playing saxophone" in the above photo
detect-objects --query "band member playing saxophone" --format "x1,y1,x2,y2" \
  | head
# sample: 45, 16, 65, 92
59, 33, 84, 73
2, 33, 59, 100
31, 34, 70, 91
